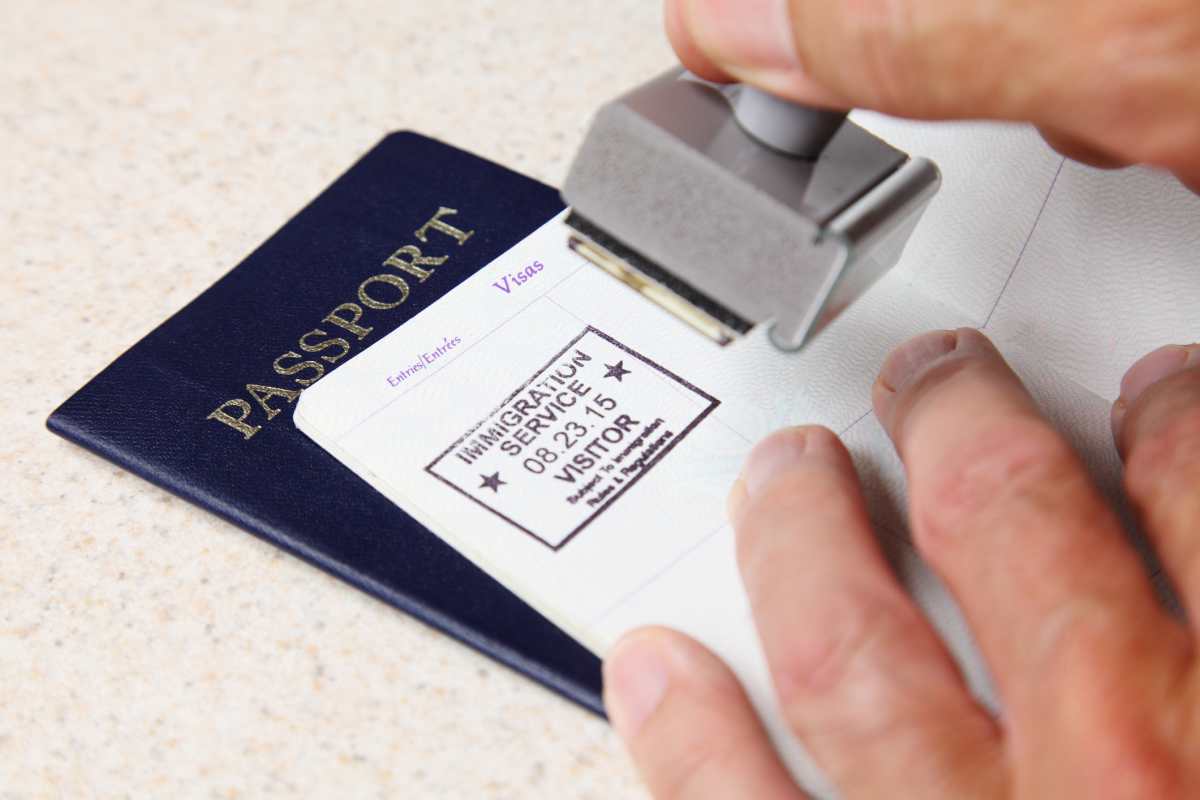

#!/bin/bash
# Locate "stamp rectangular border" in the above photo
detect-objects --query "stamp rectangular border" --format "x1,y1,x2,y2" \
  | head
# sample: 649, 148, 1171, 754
425, 325, 720, 551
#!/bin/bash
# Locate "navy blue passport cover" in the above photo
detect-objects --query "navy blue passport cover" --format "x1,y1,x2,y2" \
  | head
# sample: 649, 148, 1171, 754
47, 132, 604, 714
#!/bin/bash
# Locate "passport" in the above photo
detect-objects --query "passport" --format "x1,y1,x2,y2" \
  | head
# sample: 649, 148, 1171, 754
46, 132, 604, 714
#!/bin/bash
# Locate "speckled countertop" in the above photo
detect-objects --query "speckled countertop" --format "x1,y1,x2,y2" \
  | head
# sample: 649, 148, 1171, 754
2, 2, 673, 796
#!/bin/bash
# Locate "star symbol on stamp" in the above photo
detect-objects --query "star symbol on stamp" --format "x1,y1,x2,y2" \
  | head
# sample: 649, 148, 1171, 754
479, 471, 506, 493
603, 360, 631, 382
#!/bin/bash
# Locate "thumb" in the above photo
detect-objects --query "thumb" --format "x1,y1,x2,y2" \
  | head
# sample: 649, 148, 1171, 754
664, 0, 1041, 119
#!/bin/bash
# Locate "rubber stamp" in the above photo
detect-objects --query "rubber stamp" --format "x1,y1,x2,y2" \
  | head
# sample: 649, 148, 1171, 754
562, 69, 940, 351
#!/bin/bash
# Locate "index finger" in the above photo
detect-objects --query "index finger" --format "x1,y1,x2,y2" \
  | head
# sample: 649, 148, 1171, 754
872, 330, 1191, 737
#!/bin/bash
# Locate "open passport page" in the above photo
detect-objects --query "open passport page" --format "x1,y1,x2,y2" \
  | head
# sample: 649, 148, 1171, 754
295, 117, 1199, 795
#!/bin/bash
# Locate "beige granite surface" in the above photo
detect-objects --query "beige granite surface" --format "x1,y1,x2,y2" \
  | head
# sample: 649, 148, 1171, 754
2, 2, 676, 796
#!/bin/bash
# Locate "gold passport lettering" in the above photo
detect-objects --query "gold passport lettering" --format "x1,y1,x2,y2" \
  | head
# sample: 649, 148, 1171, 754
324, 303, 375, 340
384, 245, 447, 281
206, 207, 475, 440
415, 207, 475, 246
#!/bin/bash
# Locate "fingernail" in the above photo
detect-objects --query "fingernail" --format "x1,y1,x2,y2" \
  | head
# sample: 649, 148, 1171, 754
1113, 345, 1200, 444
685, 0, 801, 71
742, 428, 811, 498
1119, 345, 1199, 406
873, 329, 999, 433
740, 426, 840, 499
877, 330, 961, 394
604, 633, 671, 739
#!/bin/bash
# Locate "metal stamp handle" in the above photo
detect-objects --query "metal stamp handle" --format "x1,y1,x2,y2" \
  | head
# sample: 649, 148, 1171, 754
731, 86, 847, 159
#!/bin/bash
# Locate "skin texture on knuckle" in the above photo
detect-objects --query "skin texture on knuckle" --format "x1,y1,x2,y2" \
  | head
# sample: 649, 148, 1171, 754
775, 623, 1006, 800
769, 592, 923, 722
1032, 598, 1138, 696
909, 418, 1089, 552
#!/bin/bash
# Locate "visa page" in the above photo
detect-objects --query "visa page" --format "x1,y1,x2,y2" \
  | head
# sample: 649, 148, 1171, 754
296, 120, 1199, 795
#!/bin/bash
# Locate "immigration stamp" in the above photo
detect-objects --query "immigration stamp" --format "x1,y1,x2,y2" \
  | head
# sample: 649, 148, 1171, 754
425, 326, 719, 550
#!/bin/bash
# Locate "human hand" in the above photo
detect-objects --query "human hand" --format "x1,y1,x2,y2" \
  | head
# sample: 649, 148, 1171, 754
664, 0, 1200, 191
604, 329, 1200, 798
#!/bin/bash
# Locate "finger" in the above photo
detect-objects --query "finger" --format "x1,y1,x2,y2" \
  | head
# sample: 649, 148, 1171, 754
664, 0, 731, 83
604, 627, 804, 800
872, 330, 1191, 723
1113, 344, 1200, 617
665, 0, 1054, 119
731, 426, 1006, 799
1182, 170, 1200, 196
1036, 126, 1130, 170
664, 0, 846, 107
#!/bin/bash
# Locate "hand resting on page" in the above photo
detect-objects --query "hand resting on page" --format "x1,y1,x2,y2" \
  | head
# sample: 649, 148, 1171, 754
606, 330, 1200, 799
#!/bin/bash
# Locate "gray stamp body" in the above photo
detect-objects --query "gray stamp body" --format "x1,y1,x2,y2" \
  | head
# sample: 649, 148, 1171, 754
562, 70, 940, 351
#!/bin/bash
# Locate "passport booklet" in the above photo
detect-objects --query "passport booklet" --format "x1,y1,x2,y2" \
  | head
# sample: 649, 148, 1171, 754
47, 133, 605, 714
293, 118, 1198, 795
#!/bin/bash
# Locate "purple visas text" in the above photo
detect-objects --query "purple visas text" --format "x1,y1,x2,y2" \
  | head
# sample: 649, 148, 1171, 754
386, 335, 463, 387
492, 260, 545, 294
